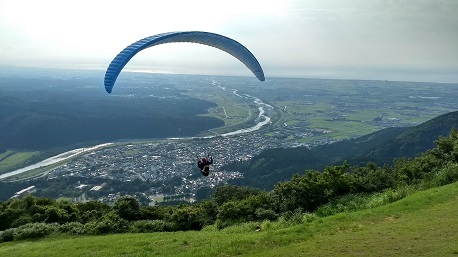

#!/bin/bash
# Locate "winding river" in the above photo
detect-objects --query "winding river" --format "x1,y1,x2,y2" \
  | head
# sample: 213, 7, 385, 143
0, 143, 112, 180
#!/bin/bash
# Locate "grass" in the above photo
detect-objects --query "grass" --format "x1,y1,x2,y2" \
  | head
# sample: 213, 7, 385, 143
199, 90, 253, 127
1, 182, 457, 257
0, 150, 41, 175
194, 89, 261, 135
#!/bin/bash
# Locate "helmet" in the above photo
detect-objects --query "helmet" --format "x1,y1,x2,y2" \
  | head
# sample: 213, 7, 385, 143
202, 158, 206, 162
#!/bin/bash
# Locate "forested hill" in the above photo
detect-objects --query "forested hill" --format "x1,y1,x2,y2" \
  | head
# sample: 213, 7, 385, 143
0, 76, 223, 152
227, 111, 458, 189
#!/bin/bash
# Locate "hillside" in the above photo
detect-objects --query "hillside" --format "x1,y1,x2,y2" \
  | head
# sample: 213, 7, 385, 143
313, 110, 458, 165
228, 111, 458, 189
0, 75, 223, 151
1, 182, 456, 257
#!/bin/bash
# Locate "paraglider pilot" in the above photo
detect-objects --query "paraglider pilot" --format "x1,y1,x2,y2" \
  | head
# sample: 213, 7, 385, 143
197, 153, 213, 176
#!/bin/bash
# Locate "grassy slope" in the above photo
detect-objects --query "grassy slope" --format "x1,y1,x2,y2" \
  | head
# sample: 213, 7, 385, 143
0, 182, 457, 257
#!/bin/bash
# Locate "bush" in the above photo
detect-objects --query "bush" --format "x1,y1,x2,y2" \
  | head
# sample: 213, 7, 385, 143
201, 224, 218, 232
315, 205, 336, 217
82, 221, 98, 235
10, 215, 33, 228
131, 220, 174, 233
302, 213, 317, 223
0, 228, 15, 243
382, 187, 410, 204
431, 163, 458, 187
260, 220, 273, 231
315, 193, 372, 217
170, 205, 203, 231
13, 222, 58, 241
58, 222, 88, 236
94, 212, 130, 235
274, 216, 294, 228
255, 208, 277, 221
114, 196, 141, 221
44, 206, 70, 224
280, 209, 305, 224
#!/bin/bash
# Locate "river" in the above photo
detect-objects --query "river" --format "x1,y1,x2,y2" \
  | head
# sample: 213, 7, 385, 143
0, 143, 112, 180
219, 96, 272, 136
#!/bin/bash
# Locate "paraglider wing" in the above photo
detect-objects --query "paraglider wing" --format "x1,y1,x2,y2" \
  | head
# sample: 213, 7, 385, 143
104, 31, 265, 93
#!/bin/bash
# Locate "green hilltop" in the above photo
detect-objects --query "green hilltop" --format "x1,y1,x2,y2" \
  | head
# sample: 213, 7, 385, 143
0, 182, 457, 257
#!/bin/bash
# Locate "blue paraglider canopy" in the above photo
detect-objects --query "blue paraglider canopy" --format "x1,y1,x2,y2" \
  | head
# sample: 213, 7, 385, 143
104, 31, 265, 93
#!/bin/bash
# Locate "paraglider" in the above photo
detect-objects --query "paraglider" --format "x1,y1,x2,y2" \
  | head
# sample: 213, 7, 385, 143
104, 31, 265, 93
197, 153, 213, 177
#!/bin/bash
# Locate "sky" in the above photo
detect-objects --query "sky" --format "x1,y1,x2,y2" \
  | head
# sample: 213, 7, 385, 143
0, 0, 457, 83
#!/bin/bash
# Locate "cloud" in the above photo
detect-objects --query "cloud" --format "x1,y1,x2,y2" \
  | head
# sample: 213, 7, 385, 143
0, 0, 457, 82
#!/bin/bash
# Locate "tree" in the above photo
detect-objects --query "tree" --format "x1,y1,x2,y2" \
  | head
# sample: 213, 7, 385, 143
95, 212, 130, 234
140, 205, 170, 221
44, 206, 70, 224
75, 201, 110, 223
216, 192, 275, 228
170, 204, 202, 231
114, 196, 141, 221
213, 185, 264, 206
273, 163, 351, 213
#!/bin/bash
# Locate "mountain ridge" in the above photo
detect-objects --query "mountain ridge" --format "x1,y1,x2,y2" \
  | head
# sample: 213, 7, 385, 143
227, 111, 458, 189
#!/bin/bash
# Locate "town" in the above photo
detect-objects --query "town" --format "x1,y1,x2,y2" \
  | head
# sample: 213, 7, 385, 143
44, 123, 338, 205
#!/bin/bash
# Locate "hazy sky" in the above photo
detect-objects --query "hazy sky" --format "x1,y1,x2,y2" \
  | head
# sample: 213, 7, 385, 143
1, 0, 457, 82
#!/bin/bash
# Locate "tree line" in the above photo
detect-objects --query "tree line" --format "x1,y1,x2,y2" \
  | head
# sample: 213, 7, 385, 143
0, 130, 457, 242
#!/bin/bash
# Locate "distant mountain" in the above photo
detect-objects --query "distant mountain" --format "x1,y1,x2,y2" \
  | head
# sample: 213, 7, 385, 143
227, 111, 458, 189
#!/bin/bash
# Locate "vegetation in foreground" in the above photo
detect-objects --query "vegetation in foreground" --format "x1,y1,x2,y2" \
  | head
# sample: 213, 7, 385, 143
0, 181, 456, 256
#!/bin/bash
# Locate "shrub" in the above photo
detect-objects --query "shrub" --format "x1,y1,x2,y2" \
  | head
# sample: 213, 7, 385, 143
170, 205, 203, 231
58, 222, 88, 236
432, 163, 458, 186
10, 215, 33, 228
0, 228, 15, 243
315, 193, 372, 217
13, 222, 58, 241
382, 187, 410, 204
82, 221, 98, 235
44, 206, 70, 224
131, 220, 174, 233
255, 208, 277, 221
280, 209, 305, 224
315, 205, 336, 217
302, 213, 317, 223
94, 212, 130, 235
201, 224, 218, 232
260, 220, 273, 231
114, 196, 141, 221
213, 185, 264, 206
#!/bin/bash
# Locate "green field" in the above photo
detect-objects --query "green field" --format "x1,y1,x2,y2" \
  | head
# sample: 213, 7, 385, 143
0, 150, 40, 175
185, 86, 253, 127
174, 78, 458, 143
1, 182, 456, 257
